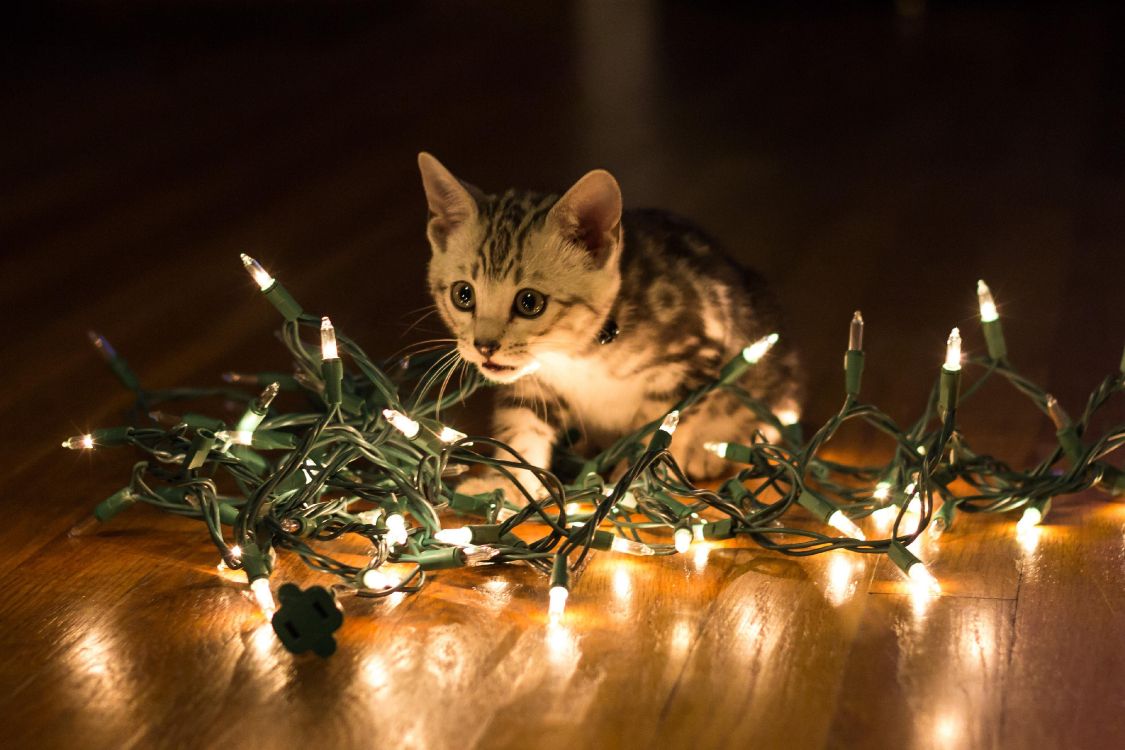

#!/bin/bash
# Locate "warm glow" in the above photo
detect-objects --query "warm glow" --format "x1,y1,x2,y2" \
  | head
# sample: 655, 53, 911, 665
240, 253, 275, 291
437, 426, 467, 443
824, 553, 858, 607
908, 562, 942, 597
872, 481, 891, 501
742, 332, 780, 364
382, 409, 421, 439
361, 568, 398, 590
1017, 506, 1043, 532
320, 316, 338, 360
435, 527, 472, 546
674, 526, 693, 553
827, 510, 866, 540
703, 441, 728, 458
977, 279, 999, 322
548, 586, 569, 622
944, 327, 962, 371
62, 433, 95, 450
659, 410, 681, 434
385, 513, 408, 547
610, 536, 655, 556
776, 408, 801, 426
250, 578, 276, 618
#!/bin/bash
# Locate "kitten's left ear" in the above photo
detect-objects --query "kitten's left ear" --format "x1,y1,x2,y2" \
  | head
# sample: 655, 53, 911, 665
547, 169, 623, 268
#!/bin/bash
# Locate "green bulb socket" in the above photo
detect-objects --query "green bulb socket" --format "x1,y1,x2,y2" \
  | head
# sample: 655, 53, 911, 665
1101, 466, 1125, 497
699, 518, 735, 540
938, 366, 961, 419
322, 358, 344, 406
186, 429, 217, 471
413, 547, 465, 570
653, 491, 691, 520
218, 503, 241, 526
465, 525, 505, 545
648, 428, 672, 452
932, 500, 956, 535
251, 430, 300, 450
229, 445, 270, 476
90, 426, 134, 446
982, 319, 1008, 362
797, 490, 836, 522
844, 349, 865, 397
719, 355, 752, 384
263, 282, 304, 321
93, 487, 137, 522
449, 492, 501, 517
182, 413, 226, 431
1056, 425, 1084, 464
107, 356, 141, 391
550, 554, 570, 590
241, 542, 272, 580
887, 540, 921, 574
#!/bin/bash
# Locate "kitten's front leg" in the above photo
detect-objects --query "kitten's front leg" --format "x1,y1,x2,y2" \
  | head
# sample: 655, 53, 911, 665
458, 388, 559, 505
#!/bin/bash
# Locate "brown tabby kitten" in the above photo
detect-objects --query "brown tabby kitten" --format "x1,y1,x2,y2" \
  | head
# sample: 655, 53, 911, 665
418, 152, 800, 502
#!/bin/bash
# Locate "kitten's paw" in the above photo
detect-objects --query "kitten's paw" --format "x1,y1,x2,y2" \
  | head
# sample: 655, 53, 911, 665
679, 445, 730, 482
457, 472, 545, 507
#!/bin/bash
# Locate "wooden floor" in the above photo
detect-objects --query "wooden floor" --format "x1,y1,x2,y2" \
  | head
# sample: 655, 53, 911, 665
2, 2, 1124, 748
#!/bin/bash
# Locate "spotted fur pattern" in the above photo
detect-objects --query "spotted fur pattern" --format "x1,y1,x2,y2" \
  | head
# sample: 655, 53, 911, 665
417, 153, 800, 502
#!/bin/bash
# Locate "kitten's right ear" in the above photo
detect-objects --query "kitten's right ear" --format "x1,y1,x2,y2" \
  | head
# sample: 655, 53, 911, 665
418, 152, 482, 251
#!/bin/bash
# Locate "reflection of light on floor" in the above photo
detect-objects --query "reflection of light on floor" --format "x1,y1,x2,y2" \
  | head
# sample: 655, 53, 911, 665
251, 621, 276, 655
824, 553, 858, 607
613, 565, 631, 603
75, 627, 112, 676
670, 619, 693, 655
932, 712, 962, 746
910, 585, 938, 619
546, 622, 579, 664
1016, 523, 1042, 554
363, 652, 390, 689
692, 542, 711, 573
957, 612, 995, 672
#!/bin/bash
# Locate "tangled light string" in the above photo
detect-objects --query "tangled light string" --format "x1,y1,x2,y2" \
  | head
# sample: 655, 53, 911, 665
65, 258, 1125, 655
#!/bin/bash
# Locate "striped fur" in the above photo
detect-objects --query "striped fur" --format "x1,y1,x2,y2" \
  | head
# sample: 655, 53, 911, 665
418, 153, 800, 502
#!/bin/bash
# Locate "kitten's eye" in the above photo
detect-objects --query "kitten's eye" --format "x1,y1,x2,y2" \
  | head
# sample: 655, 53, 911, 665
513, 288, 546, 318
450, 281, 475, 311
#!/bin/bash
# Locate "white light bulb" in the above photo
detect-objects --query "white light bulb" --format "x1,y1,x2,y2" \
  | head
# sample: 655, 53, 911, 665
230, 545, 242, 561
827, 510, 866, 540
1017, 506, 1043, 532
703, 441, 728, 458
382, 409, 420, 439
907, 562, 941, 596
776, 408, 801, 426
944, 327, 962, 371
361, 568, 398, 590
872, 481, 891, 501
249, 578, 276, 618
848, 311, 864, 351
462, 545, 500, 565
674, 527, 693, 553
437, 426, 467, 443
977, 279, 999, 323
385, 513, 408, 547
320, 316, 338, 360
434, 527, 473, 546
610, 536, 656, 556
548, 586, 569, 622
659, 410, 681, 435
240, 253, 275, 291
742, 332, 780, 364
871, 505, 898, 528
62, 433, 95, 450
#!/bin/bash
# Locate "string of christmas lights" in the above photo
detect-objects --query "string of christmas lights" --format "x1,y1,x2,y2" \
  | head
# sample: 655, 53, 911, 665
64, 256, 1124, 655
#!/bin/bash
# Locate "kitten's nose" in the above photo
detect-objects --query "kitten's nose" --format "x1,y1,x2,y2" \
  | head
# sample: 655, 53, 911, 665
474, 339, 500, 357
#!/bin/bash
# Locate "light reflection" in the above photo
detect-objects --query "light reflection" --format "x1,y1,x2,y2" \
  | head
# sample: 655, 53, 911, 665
670, 619, 693, 655
612, 565, 632, 603
546, 622, 579, 665
1016, 523, 1042, 554
74, 627, 113, 677
824, 553, 858, 607
932, 711, 963, 746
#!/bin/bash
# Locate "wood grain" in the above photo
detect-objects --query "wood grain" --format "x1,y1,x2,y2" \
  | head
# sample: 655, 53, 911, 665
1, 3, 1123, 749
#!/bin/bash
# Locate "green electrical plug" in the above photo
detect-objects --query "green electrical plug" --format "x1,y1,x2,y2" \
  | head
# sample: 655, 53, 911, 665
271, 584, 344, 657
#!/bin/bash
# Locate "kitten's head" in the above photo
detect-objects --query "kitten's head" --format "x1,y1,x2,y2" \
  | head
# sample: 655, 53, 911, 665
418, 152, 623, 384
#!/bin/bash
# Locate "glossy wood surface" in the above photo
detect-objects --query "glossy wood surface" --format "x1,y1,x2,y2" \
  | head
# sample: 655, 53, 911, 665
2, 3, 1123, 749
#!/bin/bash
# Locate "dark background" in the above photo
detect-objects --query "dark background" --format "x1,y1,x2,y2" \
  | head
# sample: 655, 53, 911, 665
3, 0, 1123, 456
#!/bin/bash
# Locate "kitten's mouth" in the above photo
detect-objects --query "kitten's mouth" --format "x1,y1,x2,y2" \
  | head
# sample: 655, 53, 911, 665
475, 358, 541, 384
481, 360, 516, 374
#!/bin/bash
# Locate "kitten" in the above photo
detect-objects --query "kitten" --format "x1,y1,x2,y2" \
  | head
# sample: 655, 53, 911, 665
418, 152, 800, 502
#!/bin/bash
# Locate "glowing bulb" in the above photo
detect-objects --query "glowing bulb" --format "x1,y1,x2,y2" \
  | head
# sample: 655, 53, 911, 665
240, 253, 275, 291
872, 505, 898, 529
907, 562, 942, 596
776, 408, 801, 426
320, 316, 338, 360
703, 441, 728, 458
659, 410, 680, 434
462, 545, 500, 565
434, 527, 473, 546
1017, 506, 1043, 532
249, 578, 276, 617
827, 510, 866, 540
742, 332, 780, 364
548, 586, 569, 623
382, 409, 420, 439
848, 311, 864, 351
229, 545, 242, 561
437, 426, 467, 443
361, 568, 397, 590
385, 513, 408, 547
610, 537, 655, 556
977, 279, 998, 322
62, 434, 95, 450
944, 327, 962, 371
872, 481, 891, 501
674, 526, 693, 553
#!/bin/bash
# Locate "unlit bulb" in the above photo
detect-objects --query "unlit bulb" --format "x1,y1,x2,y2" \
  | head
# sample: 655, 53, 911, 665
659, 410, 681, 434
